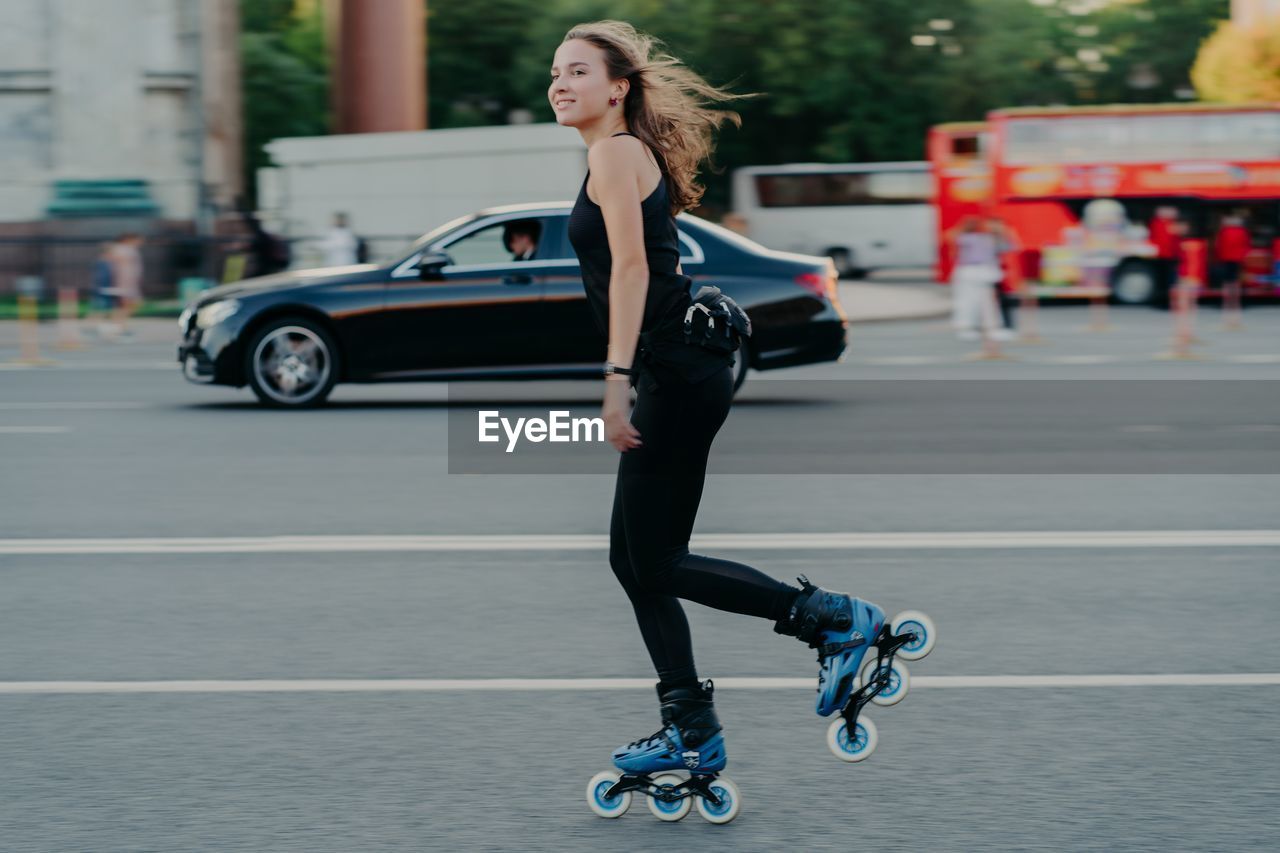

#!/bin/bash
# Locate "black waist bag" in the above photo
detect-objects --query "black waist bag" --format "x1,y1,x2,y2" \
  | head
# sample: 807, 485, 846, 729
681, 285, 752, 353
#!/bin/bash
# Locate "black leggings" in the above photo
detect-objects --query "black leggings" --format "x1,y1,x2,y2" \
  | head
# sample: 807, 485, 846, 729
608, 363, 799, 686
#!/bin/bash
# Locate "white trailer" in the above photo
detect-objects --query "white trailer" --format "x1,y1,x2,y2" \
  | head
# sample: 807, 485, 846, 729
732, 161, 936, 277
258, 123, 587, 267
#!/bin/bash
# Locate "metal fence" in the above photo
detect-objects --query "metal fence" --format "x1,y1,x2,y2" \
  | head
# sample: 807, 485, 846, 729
0, 233, 423, 302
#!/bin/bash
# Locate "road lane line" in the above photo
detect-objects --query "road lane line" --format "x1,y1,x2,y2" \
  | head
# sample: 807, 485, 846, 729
0, 361, 174, 371
2, 674, 1279, 694
2, 530, 1278, 555
0, 426, 72, 434
0, 402, 147, 410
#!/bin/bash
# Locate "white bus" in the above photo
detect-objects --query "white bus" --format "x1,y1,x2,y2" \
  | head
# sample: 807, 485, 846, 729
731, 162, 936, 277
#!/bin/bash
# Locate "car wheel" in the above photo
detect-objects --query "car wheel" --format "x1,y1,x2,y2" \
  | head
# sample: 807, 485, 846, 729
732, 347, 750, 394
827, 248, 856, 279
1110, 261, 1157, 305
244, 316, 339, 408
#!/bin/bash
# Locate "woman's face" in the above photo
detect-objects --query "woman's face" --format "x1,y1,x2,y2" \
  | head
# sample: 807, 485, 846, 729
549, 39, 620, 128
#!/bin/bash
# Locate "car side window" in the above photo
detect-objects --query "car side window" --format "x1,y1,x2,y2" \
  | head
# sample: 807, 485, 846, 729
441, 224, 512, 267
442, 218, 547, 267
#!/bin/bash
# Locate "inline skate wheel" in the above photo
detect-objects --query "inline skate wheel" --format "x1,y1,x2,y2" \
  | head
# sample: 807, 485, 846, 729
646, 773, 693, 822
695, 775, 741, 824
827, 715, 878, 762
891, 610, 936, 661
858, 656, 909, 707
587, 769, 632, 818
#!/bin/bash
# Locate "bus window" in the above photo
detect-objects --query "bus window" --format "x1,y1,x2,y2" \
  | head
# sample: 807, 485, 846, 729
754, 170, 928, 207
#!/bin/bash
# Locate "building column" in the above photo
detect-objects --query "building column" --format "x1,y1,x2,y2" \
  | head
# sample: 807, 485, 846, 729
331, 0, 426, 134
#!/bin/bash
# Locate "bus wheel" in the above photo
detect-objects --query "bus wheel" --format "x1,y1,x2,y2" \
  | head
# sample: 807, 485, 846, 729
827, 248, 859, 279
1111, 261, 1157, 305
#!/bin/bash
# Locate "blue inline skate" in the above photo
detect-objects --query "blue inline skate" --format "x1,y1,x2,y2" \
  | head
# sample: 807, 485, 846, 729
775, 576, 937, 763
586, 679, 741, 824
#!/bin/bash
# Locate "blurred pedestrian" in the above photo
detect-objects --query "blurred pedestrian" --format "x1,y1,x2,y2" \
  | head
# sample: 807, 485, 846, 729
990, 215, 1020, 333
243, 211, 291, 277
321, 212, 359, 267
1149, 206, 1184, 303
87, 241, 117, 337
1215, 213, 1250, 323
106, 233, 144, 340
944, 215, 1008, 341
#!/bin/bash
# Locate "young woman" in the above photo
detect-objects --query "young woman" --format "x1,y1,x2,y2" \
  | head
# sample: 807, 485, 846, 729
551, 22, 934, 809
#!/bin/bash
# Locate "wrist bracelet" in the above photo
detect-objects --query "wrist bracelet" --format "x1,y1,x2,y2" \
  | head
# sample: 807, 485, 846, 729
603, 361, 634, 376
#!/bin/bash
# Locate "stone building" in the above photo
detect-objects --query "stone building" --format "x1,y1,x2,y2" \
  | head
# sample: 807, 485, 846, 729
0, 0, 241, 294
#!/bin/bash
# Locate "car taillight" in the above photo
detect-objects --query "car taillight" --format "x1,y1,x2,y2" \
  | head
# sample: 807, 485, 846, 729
795, 272, 826, 299
796, 262, 840, 301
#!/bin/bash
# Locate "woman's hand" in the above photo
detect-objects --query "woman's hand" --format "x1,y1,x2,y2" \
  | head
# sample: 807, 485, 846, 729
602, 377, 642, 452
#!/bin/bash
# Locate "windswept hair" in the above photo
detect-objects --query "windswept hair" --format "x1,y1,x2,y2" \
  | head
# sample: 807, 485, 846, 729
563, 21, 749, 214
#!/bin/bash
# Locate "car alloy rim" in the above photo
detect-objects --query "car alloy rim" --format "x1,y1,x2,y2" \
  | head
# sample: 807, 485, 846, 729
253, 326, 330, 403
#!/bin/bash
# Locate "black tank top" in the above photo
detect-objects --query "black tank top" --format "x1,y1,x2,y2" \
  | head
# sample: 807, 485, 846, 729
566, 132, 731, 385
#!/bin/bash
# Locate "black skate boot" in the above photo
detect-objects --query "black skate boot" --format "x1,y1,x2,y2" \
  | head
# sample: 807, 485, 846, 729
588, 680, 742, 823
611, 679, 726, 773
774, 575, 888, 716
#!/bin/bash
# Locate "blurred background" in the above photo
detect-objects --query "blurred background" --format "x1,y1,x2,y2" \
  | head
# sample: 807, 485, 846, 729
3, 4, 1280, 849
1, 0, 1275, 314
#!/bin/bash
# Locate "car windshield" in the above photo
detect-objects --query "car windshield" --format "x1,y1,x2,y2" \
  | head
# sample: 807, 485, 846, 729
392, 213, 479, 264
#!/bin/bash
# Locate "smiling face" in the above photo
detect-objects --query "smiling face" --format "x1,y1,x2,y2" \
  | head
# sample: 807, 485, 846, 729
548, 39, 626, 128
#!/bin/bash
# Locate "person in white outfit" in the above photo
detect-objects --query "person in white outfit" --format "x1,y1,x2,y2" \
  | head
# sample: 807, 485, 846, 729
946, 215, 1010, 341
321, 212, 359, 267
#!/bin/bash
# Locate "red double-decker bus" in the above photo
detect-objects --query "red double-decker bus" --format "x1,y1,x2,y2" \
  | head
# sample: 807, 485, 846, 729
931, 103, 1280, 304
928, 122, 991, 283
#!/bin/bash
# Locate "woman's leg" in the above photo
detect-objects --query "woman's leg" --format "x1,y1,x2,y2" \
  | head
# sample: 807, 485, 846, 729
615, 367, 799, 622
608, 471, 700, 685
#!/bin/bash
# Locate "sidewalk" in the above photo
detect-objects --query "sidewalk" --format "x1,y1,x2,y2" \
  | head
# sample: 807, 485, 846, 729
0, 281, 949, 351
839, 280, 949, 323
0, 317, 181, 349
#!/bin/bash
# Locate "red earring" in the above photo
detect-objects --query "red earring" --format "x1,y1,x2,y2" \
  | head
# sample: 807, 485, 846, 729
609, 97, 619, 107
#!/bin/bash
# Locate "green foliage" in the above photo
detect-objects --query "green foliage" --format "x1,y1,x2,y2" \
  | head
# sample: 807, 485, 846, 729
239, 0, 329, 205
240, 0, 298, 34
239, 0, 1230, 212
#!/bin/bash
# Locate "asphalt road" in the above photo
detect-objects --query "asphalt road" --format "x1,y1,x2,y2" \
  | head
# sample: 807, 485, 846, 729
2, 303, 1278, 851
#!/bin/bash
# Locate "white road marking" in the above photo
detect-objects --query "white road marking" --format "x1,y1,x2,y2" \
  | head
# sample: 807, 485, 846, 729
0, 361, 173, 371
0, 402, 147, 410
1041, 355, 1120, 365
2, 673, 1278, 694
1221, 424, 1280, 433
0, 426, 71, 434
862, 356, 949, 365
2, 530, 1278, 555
1227, 354, 1280, 364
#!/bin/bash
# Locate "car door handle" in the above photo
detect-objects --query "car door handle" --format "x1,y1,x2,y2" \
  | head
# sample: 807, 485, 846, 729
872, 241, 889, 248
504, 274, 533, 285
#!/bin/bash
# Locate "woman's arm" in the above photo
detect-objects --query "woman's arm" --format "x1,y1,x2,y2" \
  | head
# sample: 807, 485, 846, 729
587, 136, 651, 452
589, 137, 650, 372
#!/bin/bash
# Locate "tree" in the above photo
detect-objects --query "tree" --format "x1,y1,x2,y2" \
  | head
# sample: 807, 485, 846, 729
1193, 18, 1280, 102
239, 0, 329, 205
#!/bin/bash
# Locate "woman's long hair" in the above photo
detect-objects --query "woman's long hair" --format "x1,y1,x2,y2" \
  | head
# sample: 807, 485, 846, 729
563, 21, 748, 214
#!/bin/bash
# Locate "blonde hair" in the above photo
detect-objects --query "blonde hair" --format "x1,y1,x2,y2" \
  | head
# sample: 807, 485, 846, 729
563, 20, 748, 214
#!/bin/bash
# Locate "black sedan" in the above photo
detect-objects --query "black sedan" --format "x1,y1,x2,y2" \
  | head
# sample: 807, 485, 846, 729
178, 202, 848, 407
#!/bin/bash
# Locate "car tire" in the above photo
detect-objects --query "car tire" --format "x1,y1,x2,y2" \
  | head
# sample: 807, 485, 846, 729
244, 316, 340, 408
827, 248, 857, 279
1110, 260, 1157, 306
732, 346, 750, 394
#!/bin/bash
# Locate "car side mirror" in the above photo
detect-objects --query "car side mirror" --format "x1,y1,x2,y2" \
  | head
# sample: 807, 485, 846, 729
417, 251, 451, 281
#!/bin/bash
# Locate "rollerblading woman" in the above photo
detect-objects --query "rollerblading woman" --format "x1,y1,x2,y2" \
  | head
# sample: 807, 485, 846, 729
550, 21, 935, 823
